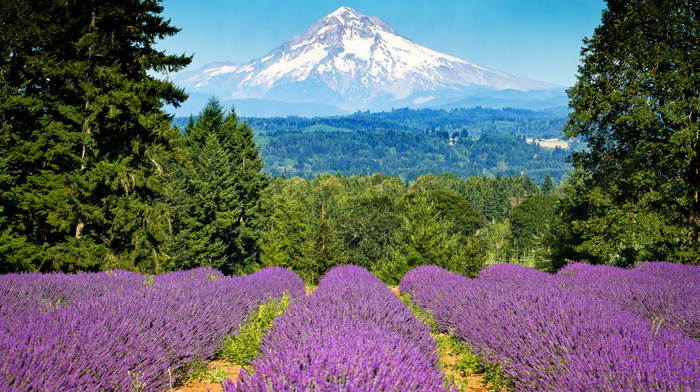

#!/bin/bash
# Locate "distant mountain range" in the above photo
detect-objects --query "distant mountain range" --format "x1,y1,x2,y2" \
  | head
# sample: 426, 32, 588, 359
170, 7, 568, 118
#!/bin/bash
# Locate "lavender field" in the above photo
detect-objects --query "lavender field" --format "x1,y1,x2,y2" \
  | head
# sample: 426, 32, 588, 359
400, 262, 700, 391
2, 262, 699, 392
0, 267, 305, 391
226, 265, 453, 391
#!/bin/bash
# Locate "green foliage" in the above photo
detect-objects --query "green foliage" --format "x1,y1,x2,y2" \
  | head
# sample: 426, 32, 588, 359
187, 366, 228, 384
167, 98, 270, 275
378, 190, 486, 284
182, 355, 228, 385
482, 220, 513, 265
338, 194, 403, 270
379, 193, 457, 284
237, 107, 567, 136
400, 294, 439, 332
559, 176, 682, 267
127, 370, 147, 392
299, 207, 348, 285
0, 0, 190, 272
415, 189, 485, 238
143, 274, 155, 288
259, 194, 308, 268
263, 173, 558, 282
540, 173, 555, 194
220, 294, 291, 366
255, 128, 570, 184
178, 107, 580, 184
509, 194, 559, 260
563, 0, 700, 265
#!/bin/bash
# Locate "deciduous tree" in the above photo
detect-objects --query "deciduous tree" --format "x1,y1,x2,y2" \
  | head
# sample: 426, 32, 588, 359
564, 0, 700, 264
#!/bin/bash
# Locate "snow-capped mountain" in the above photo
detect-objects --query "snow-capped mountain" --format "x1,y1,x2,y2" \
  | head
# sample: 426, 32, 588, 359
171, 7, 563, 115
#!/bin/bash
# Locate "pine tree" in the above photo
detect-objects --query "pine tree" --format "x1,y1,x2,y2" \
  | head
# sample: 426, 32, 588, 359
378, 191, 459, 284
0, 0, 190, 272
259, 195, 308, 268
183, 131, 241, 272
510, 194, 559, 256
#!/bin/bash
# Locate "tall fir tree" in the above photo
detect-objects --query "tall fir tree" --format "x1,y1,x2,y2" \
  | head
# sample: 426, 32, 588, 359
509, 194, 559, 258
259, 195, 308, 269
229, 115, 270, 270
170, 98, 269, 274
337, 194, 403, 271
0, 0, 190, 272
182, 131, 241, 271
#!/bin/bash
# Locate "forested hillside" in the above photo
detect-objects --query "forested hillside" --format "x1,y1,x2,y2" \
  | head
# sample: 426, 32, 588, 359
175, 107, 579, 183
258, 129, 570, 182
242, 107, 570, 138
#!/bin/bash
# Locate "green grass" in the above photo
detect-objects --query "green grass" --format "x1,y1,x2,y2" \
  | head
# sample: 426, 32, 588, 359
219, 293, 291, 366
400, 293, 513, 392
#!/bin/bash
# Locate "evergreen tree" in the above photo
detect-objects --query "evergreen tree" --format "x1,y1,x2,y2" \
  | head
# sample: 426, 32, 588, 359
548, 168, 596, 271
564, 0, 700, 264
259, 195, 308, 268
509, 194, 559, 258
338, 194, 403, 270
425, 190, 484, 238
170, 98, 269, 274
300, 206, 347, 284
181, 131, 241, 272
379, 191, 479, 284
541, 173, 555, 194
230, 116, 271, 270
0, 0, 190, 272
259, 225, 289, 268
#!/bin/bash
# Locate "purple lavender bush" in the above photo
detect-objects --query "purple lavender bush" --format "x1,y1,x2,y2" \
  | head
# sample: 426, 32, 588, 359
226, 265, 455, 392
401, 263, 700, 392
558, 262, 700, 340
0, 266, 304, 392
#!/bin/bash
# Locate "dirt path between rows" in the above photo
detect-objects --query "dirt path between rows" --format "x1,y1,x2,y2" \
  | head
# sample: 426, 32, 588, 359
435, 332, 491, 392
172, 361, 240, 392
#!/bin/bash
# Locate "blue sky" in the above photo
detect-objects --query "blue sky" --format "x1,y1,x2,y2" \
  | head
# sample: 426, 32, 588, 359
156, 0, 607, 87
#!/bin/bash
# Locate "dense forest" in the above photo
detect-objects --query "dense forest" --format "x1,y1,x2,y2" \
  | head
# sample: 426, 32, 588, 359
175, 106, 570, 139
2, 0, 699, 280
175, 107, 581, 183
258, 169, 563, 284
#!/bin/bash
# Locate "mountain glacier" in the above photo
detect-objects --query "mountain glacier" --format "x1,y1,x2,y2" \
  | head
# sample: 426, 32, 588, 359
171, 7, 565, 116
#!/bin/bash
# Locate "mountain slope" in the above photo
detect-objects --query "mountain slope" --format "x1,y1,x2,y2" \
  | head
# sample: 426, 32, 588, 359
172, 7, 564, 115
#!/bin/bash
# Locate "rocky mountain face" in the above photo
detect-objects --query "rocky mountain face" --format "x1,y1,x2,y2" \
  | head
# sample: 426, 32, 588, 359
171, 7, 565, 116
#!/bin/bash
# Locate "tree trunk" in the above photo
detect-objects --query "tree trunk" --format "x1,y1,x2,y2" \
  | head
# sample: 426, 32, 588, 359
75, 4, 96, 240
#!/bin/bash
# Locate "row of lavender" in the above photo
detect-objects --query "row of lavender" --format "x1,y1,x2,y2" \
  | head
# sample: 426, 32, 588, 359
224, 265, 455, 391
400, 262, 700, 391
0, 267, 305, 392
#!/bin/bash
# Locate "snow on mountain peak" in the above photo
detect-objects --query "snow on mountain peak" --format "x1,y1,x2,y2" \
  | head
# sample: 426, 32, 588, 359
172, 7, 559, 112
328, 6, 362, 21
